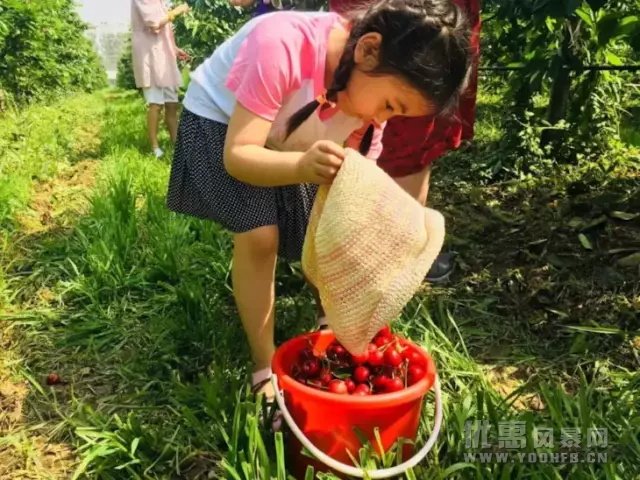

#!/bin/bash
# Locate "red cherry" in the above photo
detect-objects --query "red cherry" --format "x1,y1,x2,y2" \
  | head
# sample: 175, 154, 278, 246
302, 358, 321, 377
369, 350, 384, 366
345, 378, 356, 393
328, 379, 348, 394
374, 335, 389, 347
299, 347, 315, 362
353, 366, 370, 384
403, 349, 426, 368
408, 364, 426, 386
353, 383, 371, 395
386, 377, 404, 392
384, 347, 403, 367
367, 344, 384, 366
351, 351, 369, 365
328, 344, 347, 361
319, 369, 333, 385
378, 326, 392, 338
372, 375, 390, 391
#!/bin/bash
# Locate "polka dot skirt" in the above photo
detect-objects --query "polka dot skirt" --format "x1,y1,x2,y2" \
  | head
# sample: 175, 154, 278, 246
166, 109, 318, 261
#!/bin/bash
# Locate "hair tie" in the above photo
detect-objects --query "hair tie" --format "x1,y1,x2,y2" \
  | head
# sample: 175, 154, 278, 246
315, 91, 336, 109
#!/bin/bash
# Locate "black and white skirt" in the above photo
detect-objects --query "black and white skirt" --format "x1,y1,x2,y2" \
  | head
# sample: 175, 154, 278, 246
166, 109, 318, 261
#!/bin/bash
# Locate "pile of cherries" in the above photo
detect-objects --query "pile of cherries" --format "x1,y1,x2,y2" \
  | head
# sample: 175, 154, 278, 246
291, 326, 430, 395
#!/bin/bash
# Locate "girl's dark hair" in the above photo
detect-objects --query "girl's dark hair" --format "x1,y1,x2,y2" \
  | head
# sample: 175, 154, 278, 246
286, 0, 471, 156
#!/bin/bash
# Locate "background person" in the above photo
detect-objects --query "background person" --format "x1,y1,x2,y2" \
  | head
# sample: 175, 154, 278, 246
131, 1, 191, 158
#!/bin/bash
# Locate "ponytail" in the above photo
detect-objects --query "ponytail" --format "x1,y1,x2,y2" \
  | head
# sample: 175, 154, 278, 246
359, 124, 374, 155
286, 34, 374, 156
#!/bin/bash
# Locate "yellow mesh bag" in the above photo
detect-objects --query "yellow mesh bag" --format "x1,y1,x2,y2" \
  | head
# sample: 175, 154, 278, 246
302, 149, 446, 355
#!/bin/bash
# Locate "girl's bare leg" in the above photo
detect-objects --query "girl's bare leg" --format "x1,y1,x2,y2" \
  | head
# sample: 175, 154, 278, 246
232, 225, 279, 396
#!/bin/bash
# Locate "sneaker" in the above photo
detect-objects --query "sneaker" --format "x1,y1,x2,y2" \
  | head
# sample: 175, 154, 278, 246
425, 252, 456, 284
153, 147, 164, 159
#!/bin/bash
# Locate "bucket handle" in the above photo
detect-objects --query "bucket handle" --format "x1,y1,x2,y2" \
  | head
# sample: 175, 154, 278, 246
271, 374, 443, 479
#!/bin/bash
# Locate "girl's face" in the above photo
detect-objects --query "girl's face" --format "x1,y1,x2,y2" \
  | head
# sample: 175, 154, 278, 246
337, 33, 435, 125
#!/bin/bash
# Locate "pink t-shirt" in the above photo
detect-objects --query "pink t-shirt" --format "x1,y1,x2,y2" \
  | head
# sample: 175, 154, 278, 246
183, 11, 382, 158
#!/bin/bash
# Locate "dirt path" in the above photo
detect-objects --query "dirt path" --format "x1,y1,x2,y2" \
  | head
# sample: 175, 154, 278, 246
1, 119, 103, 480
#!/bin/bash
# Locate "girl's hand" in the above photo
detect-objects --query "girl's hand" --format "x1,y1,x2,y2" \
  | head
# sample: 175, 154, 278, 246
176, 48, 191, 61
297, 140, 346, 184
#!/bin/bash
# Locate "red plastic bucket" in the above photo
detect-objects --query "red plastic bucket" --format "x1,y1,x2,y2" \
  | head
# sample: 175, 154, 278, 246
271, 330, 442, 479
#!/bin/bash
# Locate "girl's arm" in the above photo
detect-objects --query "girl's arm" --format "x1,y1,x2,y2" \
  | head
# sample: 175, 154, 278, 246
393, 165, 431, 206
228, 0, 257, 7
224, 104, 304, 186
223, 15, 344, 186
169, 24, 177, 53
224, 104, 345, 186
145, 3, 190, 33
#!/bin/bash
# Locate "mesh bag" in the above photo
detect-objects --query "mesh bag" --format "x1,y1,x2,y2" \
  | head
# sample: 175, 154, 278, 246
302, 149, 446, 354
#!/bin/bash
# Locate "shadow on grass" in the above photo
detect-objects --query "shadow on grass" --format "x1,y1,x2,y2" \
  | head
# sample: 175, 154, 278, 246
425, 163, 639, 378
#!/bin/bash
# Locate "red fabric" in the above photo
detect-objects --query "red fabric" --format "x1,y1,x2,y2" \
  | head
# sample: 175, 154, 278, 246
328, 0, 480, 176
376, 115, 462, 177
366, 0, 480, 177
458, 0, 481, 140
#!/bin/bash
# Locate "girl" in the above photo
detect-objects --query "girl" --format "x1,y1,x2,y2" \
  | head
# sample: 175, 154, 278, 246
131, 0, 191, 158
166, 0, 471, 401
228, 0, 481, 283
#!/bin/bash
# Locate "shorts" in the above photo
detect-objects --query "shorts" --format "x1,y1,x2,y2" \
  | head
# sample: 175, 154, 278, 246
142, 86, 179, 105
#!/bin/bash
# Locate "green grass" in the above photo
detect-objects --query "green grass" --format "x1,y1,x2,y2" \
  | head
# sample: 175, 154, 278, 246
1, 89, 639, 479
0, 93, 104, 229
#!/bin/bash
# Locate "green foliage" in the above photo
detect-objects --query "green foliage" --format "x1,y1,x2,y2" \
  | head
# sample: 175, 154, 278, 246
0, 94, 103, 228
172, 0, 332, 67
1, 88, 639, 479
481, 0, 640, 175
483, 0, 640, 80
173, 0, 250, 67
0, 0, 107, 105
116, 36, 137, 91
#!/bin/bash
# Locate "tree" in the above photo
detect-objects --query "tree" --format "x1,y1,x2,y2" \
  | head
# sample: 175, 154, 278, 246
173, 0, 250, 67
0, 0, 107, 105
116, 37, 137, 90
482, 0, 640, 166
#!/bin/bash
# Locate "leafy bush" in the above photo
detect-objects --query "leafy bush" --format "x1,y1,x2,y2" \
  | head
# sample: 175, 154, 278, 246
480, 0, 640, 176
173, 0, 250, 67
0, 0, 107, 106
116, 37, 137, 91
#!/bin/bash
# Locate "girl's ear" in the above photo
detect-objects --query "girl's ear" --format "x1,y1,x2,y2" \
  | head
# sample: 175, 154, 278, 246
353, 32, 382, 71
